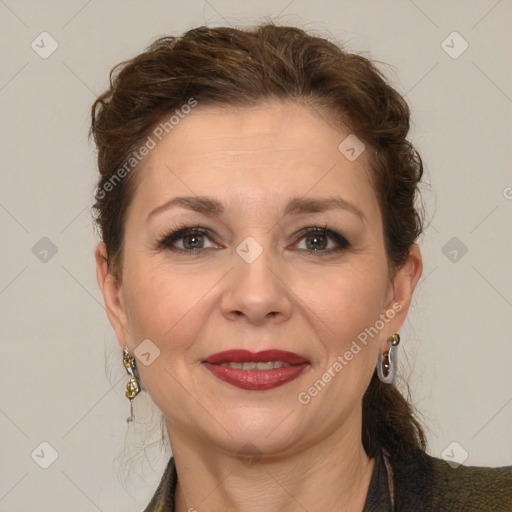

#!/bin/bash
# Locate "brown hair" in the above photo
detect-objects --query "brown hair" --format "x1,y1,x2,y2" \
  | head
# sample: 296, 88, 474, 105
91, 23, 427, 462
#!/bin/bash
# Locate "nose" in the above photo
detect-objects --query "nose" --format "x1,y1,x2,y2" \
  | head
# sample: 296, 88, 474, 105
220, 243, 293, 325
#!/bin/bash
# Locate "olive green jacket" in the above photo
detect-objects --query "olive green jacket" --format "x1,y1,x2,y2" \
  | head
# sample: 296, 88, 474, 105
143, 448, 512, 511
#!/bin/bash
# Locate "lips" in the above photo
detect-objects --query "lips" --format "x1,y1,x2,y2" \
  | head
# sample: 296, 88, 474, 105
204, 349, 308, 365
203, 349, 310, 390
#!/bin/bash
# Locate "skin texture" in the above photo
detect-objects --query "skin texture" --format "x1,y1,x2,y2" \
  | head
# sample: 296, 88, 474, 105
96, 100, 422, 512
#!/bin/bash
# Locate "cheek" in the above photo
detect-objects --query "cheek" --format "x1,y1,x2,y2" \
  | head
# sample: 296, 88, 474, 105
122, 258, 222, 363
311, 264, 387, 338
121, 264, 200, 409
312, 278, 386, 382
124, 270, 189, 341
305, 262, 389, 397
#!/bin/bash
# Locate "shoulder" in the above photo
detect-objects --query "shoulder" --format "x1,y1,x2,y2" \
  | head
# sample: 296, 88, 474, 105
392, 449, 512, 512
428, 453, 512, 511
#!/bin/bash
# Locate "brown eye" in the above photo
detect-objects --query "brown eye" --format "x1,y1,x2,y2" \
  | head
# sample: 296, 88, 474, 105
158, 226, 216, 254
157, 224, 349, 256
181, 233, 205, 250
304, 232, 328, 250
294, 227, 350, 255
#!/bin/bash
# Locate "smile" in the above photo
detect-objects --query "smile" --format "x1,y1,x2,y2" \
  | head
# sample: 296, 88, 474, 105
203, 349, 310, 390
218, 361, 291, 370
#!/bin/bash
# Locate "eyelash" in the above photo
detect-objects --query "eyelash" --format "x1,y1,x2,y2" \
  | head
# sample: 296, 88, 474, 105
156, 223, 350, 256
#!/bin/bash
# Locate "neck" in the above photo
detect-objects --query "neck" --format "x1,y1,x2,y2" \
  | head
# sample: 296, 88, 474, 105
168, 409, 375, 512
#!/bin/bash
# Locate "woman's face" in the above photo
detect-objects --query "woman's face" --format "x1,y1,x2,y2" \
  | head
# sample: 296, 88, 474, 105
97, 100, 421, 458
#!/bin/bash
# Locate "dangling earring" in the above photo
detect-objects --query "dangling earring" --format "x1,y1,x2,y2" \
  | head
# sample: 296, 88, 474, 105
123, 347, 141, 423
377, 333, 400, 384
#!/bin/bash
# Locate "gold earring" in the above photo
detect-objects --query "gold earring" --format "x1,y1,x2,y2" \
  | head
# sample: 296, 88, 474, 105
123, 347, 141, 423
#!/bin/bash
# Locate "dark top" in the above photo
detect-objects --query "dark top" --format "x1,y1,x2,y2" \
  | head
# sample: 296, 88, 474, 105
143, 448, 512, 511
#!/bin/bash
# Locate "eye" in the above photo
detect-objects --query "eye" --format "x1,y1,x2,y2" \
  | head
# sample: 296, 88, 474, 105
157, 224, 218, 254
157, 223, 350, 256
293, 226, 350, 255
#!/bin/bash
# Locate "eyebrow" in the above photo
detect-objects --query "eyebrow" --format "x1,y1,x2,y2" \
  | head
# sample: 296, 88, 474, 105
147, 195, 366, 223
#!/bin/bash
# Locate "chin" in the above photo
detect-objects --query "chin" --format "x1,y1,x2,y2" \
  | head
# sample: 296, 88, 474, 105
208, 407, 305, 456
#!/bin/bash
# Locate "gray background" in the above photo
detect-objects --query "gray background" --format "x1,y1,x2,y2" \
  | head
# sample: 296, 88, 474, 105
1, 0, 511, 510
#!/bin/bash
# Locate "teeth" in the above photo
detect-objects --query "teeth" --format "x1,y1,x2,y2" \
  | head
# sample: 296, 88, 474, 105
218, 361, 292, 370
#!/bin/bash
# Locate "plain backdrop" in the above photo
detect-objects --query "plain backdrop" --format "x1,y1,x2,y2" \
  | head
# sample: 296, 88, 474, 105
1, 1, 511, 510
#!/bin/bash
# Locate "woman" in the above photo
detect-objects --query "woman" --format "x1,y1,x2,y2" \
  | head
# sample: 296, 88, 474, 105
91, 24, 511, 511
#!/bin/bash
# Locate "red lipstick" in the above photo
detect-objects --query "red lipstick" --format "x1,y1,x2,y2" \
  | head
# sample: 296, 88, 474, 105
203, 349, 310, 390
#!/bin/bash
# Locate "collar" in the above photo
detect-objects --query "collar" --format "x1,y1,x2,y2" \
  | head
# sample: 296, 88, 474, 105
143, 448, 393, 511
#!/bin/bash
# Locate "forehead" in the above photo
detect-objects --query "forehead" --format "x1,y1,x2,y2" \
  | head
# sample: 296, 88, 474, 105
129, 100, 381, 224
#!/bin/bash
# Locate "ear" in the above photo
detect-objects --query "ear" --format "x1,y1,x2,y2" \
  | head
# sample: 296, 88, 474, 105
95, 242, 131, 350
380, 244, 423, 349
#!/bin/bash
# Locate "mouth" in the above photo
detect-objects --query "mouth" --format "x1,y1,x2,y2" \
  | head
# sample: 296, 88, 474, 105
202, 349, 310, 390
